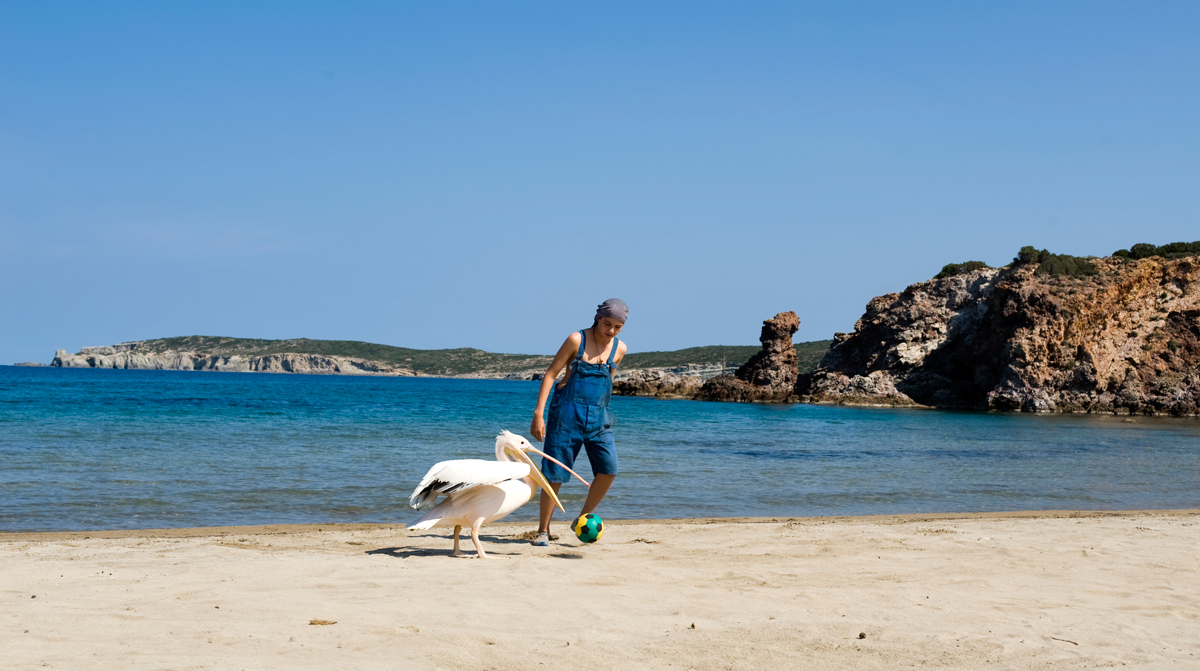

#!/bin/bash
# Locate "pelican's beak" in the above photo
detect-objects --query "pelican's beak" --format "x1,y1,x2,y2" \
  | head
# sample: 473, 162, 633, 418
525, 447, 591, 489
506, 447, 567, 513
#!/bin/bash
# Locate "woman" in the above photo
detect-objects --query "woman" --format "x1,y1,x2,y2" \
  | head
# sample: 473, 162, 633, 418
529, 298, 628, 546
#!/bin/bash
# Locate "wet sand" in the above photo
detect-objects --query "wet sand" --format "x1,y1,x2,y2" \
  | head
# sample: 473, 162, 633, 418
3, 510, 1197, 670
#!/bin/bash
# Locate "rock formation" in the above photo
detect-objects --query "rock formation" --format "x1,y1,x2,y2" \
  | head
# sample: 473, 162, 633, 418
800, 256, 1200, 416
613, 369, 706, 399
694, 311, 801, 402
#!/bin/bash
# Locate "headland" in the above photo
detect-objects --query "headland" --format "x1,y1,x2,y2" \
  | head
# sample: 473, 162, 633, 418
620, 242, 1200, 416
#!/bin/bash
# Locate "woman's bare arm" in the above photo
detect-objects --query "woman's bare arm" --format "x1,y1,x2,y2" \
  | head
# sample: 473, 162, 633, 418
530, 332, 583, 442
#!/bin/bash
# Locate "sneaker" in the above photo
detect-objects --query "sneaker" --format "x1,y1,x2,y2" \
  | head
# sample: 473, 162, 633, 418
531, 532, 550, 546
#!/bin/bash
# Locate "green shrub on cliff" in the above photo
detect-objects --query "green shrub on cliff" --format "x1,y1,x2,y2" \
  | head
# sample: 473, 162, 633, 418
1037, 253, 1099, 277
935, 260, 991, 279
1012, 246, 1099, 277
1016, 246, 1041, 264
1113, 241, 1200, 260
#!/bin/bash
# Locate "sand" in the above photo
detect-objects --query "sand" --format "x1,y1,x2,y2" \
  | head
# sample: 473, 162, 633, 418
2, 510, 1197, 670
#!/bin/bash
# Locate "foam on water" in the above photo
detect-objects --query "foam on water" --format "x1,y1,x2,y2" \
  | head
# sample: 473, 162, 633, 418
2, 366, 1198, 532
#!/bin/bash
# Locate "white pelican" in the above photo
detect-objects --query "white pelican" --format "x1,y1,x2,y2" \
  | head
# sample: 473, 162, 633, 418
408, 430, 589, 558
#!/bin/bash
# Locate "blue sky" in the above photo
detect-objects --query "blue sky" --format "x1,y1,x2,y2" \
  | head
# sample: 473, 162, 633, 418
1, 2, 1197, 362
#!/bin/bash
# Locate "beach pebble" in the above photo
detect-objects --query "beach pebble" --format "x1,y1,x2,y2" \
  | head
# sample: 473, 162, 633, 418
858, 632, 866, 639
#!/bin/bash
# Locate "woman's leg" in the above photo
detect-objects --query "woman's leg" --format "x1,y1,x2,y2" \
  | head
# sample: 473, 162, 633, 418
579, 432, 617, 515
537, 483, 564, 533
579, 474, 614, 515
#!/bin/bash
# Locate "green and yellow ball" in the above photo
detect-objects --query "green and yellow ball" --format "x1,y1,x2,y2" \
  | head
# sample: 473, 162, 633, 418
571, 513, 604, 543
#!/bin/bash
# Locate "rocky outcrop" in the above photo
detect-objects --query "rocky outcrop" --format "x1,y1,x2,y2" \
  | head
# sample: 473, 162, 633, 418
613, 369, 706, 399
52, 349, 417, 376
694, 311, 800, 403
615, 362, 739, 380
800, 256, 1200, 416
612, 362, 738, 398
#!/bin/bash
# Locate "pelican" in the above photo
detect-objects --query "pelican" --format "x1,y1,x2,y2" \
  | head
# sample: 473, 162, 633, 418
408, 430, 590, 558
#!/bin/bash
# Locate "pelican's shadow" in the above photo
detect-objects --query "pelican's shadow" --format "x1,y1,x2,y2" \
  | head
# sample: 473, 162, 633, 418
366, 531, 539, 559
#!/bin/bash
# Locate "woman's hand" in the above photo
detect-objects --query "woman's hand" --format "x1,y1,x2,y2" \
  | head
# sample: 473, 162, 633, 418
530, 413, 547, 442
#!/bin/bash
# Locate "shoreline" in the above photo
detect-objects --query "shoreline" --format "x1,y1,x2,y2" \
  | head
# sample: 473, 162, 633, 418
4, 508, 1196, 542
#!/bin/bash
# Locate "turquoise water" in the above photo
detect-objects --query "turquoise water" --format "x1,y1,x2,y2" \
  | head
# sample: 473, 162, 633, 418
1, 366, 1198, 532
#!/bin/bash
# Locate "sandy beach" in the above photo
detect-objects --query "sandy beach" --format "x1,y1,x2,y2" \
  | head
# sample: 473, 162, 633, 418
2, 510, 1197, 670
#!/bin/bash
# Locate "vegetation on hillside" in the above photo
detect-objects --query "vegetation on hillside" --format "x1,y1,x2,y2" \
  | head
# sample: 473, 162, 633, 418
1006, 241, 1199, 279
1013, 246, 1099, 277
793, 340, 833, 374
935, 260, 991, 279
129, 336, 834, 376
1113, 241, 1200, 260
136, 336, 551, 376
620, 340, 832, 374
620, 346, 759, 370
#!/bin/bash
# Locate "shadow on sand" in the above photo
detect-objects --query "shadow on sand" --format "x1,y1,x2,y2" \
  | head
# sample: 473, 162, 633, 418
367, 531, 580, 559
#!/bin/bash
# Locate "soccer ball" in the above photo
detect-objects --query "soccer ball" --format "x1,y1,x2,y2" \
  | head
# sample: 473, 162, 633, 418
571, 513, 604, 543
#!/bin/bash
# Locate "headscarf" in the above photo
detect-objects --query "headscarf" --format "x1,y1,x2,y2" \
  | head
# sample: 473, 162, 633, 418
594, 298, 629, 324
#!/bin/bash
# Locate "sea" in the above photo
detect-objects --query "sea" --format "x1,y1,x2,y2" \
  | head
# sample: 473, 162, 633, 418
1, 366, 1198, 533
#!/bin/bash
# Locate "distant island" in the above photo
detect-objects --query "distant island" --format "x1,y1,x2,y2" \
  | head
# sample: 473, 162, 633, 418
47, 335, 833, 381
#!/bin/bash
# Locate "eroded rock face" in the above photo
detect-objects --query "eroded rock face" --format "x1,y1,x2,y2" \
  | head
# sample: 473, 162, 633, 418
695, 311, 800, 403
800, 257, 1200, 415
613, 369, 705, 399
52, 349, 416, 376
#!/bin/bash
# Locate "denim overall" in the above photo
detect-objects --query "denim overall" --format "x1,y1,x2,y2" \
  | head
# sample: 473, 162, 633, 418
540, 330, 619, 483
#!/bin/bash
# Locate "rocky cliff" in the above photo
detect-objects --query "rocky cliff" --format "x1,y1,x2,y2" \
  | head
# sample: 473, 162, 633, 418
800, 255, 1200, 416
53, 348, 417, 376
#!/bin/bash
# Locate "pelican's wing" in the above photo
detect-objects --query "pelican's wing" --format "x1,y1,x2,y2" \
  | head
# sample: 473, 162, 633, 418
408, 459, 531, 510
